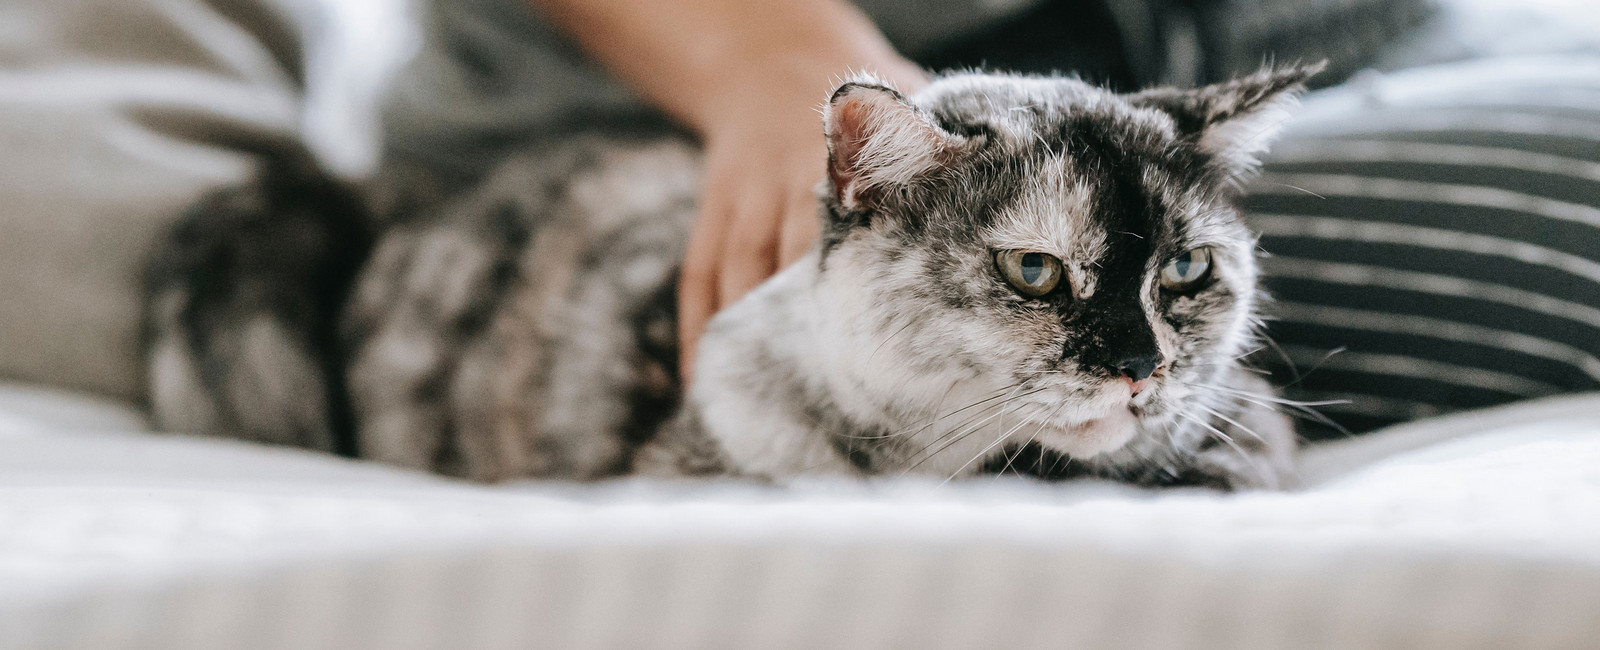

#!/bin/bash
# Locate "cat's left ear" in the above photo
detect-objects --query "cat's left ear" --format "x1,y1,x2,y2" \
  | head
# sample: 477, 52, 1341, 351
824, 77, 969, 209
1129, 62, 1325, 181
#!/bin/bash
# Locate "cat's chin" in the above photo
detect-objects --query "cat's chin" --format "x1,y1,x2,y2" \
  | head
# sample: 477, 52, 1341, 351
1032, 406, 1139, 458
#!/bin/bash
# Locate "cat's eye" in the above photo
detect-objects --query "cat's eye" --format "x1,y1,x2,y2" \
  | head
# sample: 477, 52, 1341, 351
995, 250, 1063, 297
1159, 247, 1213, 292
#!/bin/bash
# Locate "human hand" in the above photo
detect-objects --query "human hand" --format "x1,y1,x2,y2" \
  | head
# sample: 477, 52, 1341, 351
676, 85, 827, 383
676, 59, 930, 382
529, 0, 926, 381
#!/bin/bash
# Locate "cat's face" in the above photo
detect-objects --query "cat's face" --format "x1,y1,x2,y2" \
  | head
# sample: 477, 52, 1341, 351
818, 67, 1315, 460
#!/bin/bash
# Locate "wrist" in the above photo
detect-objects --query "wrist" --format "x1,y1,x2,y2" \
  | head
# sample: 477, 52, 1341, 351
681, 8, 926, 135
534, 0, 926, 139
693, 50, 926, 136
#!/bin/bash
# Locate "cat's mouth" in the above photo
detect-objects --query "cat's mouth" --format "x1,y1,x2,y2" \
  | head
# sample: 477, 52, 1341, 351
1033, 406, 1139, 457
1024, 381, 1164, 457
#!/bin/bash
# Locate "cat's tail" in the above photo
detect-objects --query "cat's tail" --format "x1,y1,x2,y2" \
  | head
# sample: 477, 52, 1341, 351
142, 141, 373, 455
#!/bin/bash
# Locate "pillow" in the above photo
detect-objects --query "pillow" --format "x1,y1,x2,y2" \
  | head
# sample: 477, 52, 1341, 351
1242, 55, 1600, 435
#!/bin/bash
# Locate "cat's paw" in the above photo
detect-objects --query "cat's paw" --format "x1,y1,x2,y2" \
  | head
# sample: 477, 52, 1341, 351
632, 410, 742, 478
1182, 385, 1299, 491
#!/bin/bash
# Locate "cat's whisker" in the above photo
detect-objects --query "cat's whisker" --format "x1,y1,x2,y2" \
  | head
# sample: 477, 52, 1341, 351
941, 410, 1037, 485
1174, 345, 1267, 375
889, 384, 1024, 441
890, 393, 1017, 459
993, 419, 1048, 480
794, 389, 1013, 472
1250, 333, 1350, 390
909, 382, 1038, 445
1203, 394, 1309, 486
1193, 403, 1266, 445
1194, 383, 1353, 437
1048, 452, 1071, 477
1234, 395, 1350, 433
1193, 383, 1347, 408
1176, 411, 1270, 485
1031, 130, 1054, 156
1185, 362, 1272, 376
866, 319, 919, 366
903, 394, 1024, 470
900, 385, 1047, 475
1287, 346, 1347, 388
1256, 333, 1302, 385
994, 402, 1064, 480
1271, 181, 1326, 200
835, 384, 1016, 441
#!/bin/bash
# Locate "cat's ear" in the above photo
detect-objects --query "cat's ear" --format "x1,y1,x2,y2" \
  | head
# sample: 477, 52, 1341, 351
1129, 62, 1325, 180
824, 78, 966, 209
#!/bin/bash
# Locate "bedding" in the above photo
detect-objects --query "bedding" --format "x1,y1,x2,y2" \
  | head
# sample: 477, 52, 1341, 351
1241, 53, 1600, 436
2, 382, 1598, 649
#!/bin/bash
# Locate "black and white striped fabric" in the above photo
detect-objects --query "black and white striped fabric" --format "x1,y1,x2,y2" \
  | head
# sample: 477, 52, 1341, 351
1243, 56, 1600, 437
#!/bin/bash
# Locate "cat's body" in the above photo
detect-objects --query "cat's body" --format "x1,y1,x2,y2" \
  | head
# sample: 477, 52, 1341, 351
146, 68, 1314, 489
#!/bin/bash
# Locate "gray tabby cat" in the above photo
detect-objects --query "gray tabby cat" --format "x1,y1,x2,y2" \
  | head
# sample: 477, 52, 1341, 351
145, 65, 1318, 489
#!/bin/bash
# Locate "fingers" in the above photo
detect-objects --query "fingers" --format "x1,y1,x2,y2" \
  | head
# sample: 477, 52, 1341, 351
677, 199, 727, 384
777, 186, 820, 267
715, 192, 782, 310
678, 138, 825, 384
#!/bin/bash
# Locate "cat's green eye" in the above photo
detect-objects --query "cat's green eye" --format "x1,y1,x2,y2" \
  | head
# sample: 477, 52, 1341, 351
995, 250, 1063, 297
1159, 247, 1213, 292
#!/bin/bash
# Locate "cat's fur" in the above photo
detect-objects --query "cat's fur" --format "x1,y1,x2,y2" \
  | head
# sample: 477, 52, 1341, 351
145, 66, 1318, 489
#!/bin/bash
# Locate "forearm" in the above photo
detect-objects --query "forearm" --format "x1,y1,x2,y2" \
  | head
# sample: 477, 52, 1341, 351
529, 0, 926, 133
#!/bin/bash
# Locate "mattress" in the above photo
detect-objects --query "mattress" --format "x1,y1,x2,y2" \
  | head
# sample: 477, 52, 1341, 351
1, 382, 1598, 649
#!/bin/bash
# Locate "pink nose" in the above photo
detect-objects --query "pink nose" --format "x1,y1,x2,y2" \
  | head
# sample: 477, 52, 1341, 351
1123, 377, 1150, 396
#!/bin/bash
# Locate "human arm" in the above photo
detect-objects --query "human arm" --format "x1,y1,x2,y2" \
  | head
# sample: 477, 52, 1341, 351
527, 0, 927, 380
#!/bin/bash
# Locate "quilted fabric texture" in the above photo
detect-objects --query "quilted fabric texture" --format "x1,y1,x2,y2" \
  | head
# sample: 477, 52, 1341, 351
1, 384, 1598, 649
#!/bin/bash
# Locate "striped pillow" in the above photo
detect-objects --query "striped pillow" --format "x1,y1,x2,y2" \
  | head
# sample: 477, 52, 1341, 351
1243, 55, 1600, 437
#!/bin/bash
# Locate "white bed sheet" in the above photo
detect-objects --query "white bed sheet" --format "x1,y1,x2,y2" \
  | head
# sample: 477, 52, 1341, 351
1, 383, 1597, 649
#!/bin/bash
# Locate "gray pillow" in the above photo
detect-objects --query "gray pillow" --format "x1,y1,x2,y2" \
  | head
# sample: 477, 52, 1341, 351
1239, 54, 1600, 435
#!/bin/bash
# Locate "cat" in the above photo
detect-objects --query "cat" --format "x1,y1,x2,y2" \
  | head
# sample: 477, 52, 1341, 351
144, 64, 1319, 489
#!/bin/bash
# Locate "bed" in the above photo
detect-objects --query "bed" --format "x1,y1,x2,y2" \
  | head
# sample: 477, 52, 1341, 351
3, 382, 1597, 649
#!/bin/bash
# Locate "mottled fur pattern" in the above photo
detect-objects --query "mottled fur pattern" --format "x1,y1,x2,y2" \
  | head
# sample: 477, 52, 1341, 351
144, 153, 371, 456
145, 66, 1318, 489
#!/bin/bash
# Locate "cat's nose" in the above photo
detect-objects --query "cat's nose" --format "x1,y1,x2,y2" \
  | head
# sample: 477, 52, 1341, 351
1114, 353, 1163, 383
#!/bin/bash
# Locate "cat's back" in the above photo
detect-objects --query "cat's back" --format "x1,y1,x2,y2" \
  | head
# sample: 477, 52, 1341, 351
344, 133, 701, 480
143, 127, 702, 481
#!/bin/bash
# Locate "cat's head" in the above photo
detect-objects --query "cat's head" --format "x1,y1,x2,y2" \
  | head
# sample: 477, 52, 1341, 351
815, 65, 1318, 462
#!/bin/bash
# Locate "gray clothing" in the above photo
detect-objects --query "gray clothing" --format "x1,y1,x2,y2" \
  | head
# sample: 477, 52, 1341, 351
0, 0, 412, 398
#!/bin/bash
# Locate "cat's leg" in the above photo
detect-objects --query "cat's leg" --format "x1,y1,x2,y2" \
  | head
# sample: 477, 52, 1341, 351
342, 220, 528, 480
1181, 372, 1298, 490
481, 141, 697, 480
144, 159, 370, 454
344, 147, 692, 481
430, 208, 636, 481
343, 139, 699, 481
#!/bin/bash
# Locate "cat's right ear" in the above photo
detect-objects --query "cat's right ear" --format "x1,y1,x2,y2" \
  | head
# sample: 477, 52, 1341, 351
824, 79, 965, 210
1128, 62, 1325, 182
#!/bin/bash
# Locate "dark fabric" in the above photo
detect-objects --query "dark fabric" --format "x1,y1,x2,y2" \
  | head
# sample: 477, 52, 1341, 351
1192, 0, 1436, 86
1240, 57, 1600, 437
911, 0, 1142, 88
912, 0, 1436, 90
